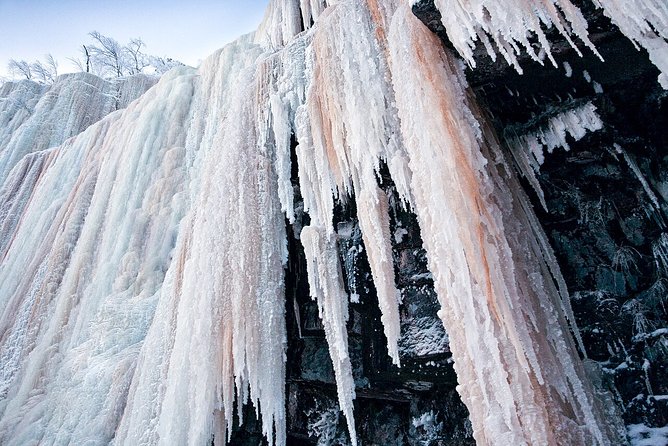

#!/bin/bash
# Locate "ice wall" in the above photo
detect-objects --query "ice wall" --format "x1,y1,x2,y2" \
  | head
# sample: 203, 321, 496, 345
0, 0, 646, 445
0, 73, 157, 185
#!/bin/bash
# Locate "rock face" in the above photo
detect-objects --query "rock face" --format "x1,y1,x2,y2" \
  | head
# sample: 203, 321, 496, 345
238, 2, 666, 444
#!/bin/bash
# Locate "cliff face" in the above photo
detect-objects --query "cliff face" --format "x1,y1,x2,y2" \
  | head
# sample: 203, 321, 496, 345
0, 1, 666, 445
268, 1, 668, 444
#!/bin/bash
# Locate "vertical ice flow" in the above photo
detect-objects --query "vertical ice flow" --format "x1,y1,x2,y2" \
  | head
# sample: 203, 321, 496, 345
0, 0, 639, 445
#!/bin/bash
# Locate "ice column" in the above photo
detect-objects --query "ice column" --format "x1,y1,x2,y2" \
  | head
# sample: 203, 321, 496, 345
387, 5, 625, 445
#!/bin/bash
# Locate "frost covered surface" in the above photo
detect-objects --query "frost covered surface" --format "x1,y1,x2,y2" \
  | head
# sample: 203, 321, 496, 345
0, 0, 634, 445
0, 67, 197, 445
628, 424, 668, 446
0, 38, 289, 445
0, 73, 156, 185
507, 102, 604, 209
399, 316, 449, 357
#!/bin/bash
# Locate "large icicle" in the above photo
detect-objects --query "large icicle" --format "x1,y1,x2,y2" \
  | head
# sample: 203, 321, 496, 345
116, 36, 288, 446
301, 225, 358, 446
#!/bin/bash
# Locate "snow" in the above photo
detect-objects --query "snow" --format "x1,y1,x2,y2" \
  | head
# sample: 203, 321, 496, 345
628, 424, 668, 446
0, 0, 641, 445
399, 316, 449, 357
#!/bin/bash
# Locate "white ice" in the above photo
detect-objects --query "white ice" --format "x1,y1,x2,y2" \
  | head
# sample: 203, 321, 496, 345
0, 0, 637, 445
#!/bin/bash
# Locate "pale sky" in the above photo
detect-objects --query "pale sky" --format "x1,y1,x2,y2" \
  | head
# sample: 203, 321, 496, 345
0, 0, 270, 78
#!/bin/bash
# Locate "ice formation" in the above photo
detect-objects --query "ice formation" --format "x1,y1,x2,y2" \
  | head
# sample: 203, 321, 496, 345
425, 0, 600, 72
507, 102, 604, 209
0, 73, 156, 185
0, 0, 653, 445
425, 0, 668, 89
593, 0, 668, 88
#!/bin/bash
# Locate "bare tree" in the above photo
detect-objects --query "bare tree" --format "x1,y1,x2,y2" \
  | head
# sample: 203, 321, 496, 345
88, 31, 126, 77
68, 45, 94, 74
125, 38, 148, 75
149, 56, 184, 75
31, 54, 58, 84
31, 61, 51, 83
7, 59, 32, 80
46, 54, 58, 78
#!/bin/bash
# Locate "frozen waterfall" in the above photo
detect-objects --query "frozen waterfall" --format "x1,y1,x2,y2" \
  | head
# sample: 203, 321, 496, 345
3, 0, 662, 444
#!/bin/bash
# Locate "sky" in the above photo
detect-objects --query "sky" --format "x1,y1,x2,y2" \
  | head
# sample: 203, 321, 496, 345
0, 0, 269, 78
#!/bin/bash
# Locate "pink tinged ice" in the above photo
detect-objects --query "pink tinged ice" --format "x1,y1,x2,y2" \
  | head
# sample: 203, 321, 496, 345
0, 1, 634, 446
387, 5, 623, 445
300, 0, 404, 367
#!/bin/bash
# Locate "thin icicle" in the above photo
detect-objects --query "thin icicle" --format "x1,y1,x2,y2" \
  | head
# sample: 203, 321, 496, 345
429, 0, 600, 73
301, 225, 358, 446
357, 185, 402, 365
616, 143, 662, 211
506, 102, 604, 210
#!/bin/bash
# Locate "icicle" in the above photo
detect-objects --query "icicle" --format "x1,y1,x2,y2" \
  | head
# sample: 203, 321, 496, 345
615, 143, 663, 211
255, 0, 331, 48
506, 102, 604, 210
301, 225, 358, 446
357, 185, 402, 365
592, 0, 668, 88
429, 0, 601, 73
387, 5, 623, 444
652, 233, 668, 275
